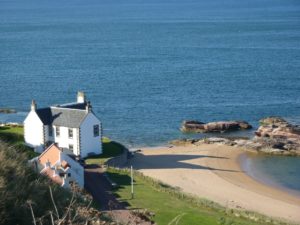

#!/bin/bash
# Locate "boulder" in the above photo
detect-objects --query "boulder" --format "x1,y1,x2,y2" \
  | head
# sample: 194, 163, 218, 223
181, 120, 252, 133
255, 117, 300, 152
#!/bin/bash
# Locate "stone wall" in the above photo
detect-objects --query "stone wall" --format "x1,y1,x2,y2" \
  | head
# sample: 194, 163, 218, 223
105, 148, 129, 167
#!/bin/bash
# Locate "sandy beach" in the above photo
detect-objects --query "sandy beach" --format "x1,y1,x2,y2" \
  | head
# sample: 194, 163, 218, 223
129, 144, 300, 224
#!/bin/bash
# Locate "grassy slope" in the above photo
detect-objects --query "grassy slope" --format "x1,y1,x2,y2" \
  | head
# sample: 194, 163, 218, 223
107, 168, 288, 225
0, 126, 111, 225
85, 137, 124, 165
0, 136, 71, 224
0, 126, 38, 158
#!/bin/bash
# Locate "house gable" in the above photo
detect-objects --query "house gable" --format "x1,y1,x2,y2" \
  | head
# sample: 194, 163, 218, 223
24, 110, 45, 151
79, 112, 102, 157
38, 143, 61, 166
37, 143, 84, 188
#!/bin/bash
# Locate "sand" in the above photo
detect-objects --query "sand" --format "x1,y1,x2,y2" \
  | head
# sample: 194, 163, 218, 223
129, 144, 300, 224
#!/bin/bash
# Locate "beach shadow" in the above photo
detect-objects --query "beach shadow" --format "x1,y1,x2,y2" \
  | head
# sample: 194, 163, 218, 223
131, 153, 238, 172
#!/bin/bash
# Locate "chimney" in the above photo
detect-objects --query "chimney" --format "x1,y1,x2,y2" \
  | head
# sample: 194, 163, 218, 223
85, 101, 92, 113
77, 91, 86, 103
31, 100, 37, 111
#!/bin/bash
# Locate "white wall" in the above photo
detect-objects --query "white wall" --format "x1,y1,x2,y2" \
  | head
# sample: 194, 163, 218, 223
24, 111, 44, 153
53, 126, 80, 156
60, 152, 84, 188
80, 113, 102, 158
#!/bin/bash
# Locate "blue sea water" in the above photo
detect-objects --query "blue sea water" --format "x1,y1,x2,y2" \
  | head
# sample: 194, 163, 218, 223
242, 154, 300, 196
0, 0, 300, 191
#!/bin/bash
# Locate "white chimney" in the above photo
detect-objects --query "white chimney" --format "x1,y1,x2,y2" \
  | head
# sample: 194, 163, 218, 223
31, 100, 37, 111
77, 91, 86, 103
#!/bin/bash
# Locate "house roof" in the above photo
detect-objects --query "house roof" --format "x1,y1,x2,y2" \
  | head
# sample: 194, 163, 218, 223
38, 143, 61, 166
55, 102, 87, 110
36, 105, 88, 128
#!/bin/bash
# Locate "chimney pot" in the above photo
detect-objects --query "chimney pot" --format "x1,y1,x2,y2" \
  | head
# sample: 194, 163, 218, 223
31, 100, 37, 111
77, 91, 86, 103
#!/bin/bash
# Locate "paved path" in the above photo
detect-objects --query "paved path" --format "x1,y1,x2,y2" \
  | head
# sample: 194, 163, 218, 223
84, 164, 124, 210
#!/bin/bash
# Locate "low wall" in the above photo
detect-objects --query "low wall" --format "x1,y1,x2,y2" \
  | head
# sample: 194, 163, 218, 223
105, 148, 129, 167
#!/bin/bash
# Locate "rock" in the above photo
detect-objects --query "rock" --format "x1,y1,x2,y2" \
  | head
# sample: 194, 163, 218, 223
181, 120, 252, 133
259, 116, 287, 126
254, 117, 300, 153
203, 137, 231, 145
169, 139, 197, 146
0, 108, 16, 114
173, 117, 300, 155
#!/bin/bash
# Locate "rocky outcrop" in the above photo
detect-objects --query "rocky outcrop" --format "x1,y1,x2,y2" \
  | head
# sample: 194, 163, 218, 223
254, 117, 300, 153
181, 120, 252, 133
173, 117, 300, 155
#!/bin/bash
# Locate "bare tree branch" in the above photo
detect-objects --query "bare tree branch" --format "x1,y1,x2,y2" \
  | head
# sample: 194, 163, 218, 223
27, 200, 37, 225
58, 190, 76, 225
49, 211, 55, 225
49, 186, 60, 220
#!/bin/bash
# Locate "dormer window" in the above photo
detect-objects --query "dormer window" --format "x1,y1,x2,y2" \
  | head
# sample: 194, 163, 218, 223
68, 128, 73, 139
93, 125, 99, 137
56, 126, 60, 137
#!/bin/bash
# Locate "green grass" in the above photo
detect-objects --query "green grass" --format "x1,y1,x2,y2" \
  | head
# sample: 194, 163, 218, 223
107, 168, 289, 225
0, 126, 38, 159
85, 137, 125, 165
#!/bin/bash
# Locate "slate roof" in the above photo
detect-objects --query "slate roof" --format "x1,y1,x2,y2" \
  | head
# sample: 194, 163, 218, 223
36, 103, 88, 128
56, 102, 87, 110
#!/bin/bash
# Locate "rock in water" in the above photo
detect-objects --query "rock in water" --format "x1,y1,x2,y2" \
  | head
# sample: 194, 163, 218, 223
255, 116, 300, 152
181, 120, 252, 133
0, 108, 16, 114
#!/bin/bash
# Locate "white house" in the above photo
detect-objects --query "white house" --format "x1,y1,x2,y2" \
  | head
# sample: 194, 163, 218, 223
30, 143, 84, 188
24, 92, 102, 158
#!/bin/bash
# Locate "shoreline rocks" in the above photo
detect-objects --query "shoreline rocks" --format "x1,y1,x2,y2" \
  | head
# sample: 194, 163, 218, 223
254, 117, 300, 152
181, 120, 252, 133
174, 117, 300, 156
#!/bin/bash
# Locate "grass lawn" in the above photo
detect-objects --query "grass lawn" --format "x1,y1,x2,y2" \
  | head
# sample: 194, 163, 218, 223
85, 137, 125, 165
107, 168, 286, 225
0, 125, 38, 158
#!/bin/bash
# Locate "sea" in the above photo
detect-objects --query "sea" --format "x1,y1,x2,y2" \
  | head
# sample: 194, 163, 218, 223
0, 0, 300, 193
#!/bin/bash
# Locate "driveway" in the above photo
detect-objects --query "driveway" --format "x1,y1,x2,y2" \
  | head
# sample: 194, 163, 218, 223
84, 164, 124, 210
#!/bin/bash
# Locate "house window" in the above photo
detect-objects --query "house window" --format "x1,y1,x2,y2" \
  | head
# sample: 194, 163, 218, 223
68, 128, 73, 139
49, 126, 53, 136
93, 125, 99, 137
56, 126, 60, 137
69, 144, 74, 152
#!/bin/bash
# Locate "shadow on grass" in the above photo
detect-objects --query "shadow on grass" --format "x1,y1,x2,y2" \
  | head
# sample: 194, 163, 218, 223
85, 141, 126, 164
106, 170, 135, 206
